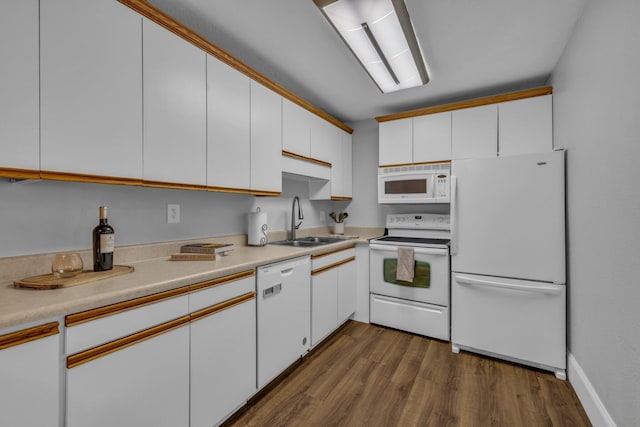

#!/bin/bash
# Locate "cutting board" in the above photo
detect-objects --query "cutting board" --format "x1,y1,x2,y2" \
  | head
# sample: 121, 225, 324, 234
14, 265, 134, 290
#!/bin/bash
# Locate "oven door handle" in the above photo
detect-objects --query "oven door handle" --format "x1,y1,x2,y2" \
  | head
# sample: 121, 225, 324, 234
369, 243, 449, 256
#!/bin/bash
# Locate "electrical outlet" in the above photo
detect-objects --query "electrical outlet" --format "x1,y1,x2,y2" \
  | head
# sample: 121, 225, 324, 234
319, 210, 326, 223
167, 204, 180, 224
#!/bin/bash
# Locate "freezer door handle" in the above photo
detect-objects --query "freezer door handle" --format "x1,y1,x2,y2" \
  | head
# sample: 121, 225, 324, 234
263, 283, 282, 298
454, 274, 562, 295
450, 175, 458, 255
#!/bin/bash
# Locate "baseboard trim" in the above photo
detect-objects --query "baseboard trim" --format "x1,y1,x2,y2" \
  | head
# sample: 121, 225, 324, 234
568, 352, 617, 427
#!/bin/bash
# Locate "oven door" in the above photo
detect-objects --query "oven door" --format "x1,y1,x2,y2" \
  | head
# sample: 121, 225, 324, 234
369, 243, 449, 306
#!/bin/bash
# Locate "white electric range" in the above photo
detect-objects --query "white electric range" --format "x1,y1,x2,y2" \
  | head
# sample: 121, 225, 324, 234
369, 213, 451, 341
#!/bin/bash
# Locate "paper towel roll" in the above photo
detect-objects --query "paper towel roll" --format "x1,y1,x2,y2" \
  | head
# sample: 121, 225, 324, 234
248, 209, 268, 246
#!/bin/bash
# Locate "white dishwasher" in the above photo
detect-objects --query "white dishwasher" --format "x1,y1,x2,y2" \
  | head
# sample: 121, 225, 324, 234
256, 256, 311, 389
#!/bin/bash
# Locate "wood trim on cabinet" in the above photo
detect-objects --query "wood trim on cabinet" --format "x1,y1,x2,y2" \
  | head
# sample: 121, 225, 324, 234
375, 86, 553, 122
65, 286, 192, 327
330, 196, 352, 201
66, 315, 190, 369
282, 150, 332, 168
311, 245, 356, 260
0, 322, 59, 351
189, 292, 256, 323
142, 180, 209, 191
251, 190, 282, 197
117, 0, 352, 135
39, 171, 142, 186
0, 168, 41, 180
378, 159, 452, 169
311, 256, 356, 276
188, 270, 255, 294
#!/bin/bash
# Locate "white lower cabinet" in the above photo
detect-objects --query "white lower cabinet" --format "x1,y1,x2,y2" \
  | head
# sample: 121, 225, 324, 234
311, 247, 357, 347
0, 321, 60, 427
311, 265, 339, 346
67, 325, 190, 427
189, 274, 257, 427
65, 295, 190, 427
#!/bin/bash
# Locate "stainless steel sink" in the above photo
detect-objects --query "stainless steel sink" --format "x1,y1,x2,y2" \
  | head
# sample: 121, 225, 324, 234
269, 236, 345, 247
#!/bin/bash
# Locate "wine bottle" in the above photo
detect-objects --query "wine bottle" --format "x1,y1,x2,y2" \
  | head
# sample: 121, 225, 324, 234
93, 206, 115, 272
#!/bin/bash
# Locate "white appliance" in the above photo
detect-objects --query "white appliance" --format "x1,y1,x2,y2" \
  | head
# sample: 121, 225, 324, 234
450, 150, 567, 379
378, 163, 450, 204
256, 256, 311, 388
369, 214, 451, 340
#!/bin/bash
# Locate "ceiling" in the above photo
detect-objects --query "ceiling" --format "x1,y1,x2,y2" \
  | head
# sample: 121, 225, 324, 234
148, 0, 587, 124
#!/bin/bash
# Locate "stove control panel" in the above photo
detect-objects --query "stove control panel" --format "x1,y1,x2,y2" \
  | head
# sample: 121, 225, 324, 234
386, 213, 450, 230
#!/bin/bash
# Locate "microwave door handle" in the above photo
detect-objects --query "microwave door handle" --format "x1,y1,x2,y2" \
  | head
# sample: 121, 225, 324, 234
450, 175, 458, 255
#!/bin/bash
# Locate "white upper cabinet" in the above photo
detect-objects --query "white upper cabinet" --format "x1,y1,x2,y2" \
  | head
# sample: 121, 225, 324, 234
0, 0, 39, 172
342, 131, 353, 198
143, 19, 206, 186
498, 95, 553, 156
250, 80, 282, 193
378, 118, 413, 166
413, 112, 452, 163
451, 104, 498, 160
282, 98, 311, 157
310, 117, 336, 164
41, 0, 143, 178
207, 56, 250, 190
329, 126, 344, 198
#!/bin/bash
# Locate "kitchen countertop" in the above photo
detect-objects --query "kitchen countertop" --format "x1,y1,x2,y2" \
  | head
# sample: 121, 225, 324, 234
0, 227, 383, 330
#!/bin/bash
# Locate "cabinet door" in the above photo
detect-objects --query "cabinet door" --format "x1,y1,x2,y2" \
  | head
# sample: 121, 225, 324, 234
413, 112, 452, 163
451, 104, 498, 159
379, 118, 413, 166
208, 56, 250, 190
499, 95, 553, 156
0, 324, 60, 427
282, 98, 310, 157
143, 19, 206, 186
67, 324, 190, 427
330, 126, 344, 198
311, 268, 338, 346
250, 81, 282, 193
41, 0, 142, 178
310, 118, 336, 163
0, 0, 39, 172
190, 296, 256, 427
342, 132, 353, 198
337, 259, 357, 324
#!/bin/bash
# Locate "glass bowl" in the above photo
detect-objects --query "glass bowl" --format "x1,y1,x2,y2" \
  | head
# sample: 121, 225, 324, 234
52, 253, 84, 278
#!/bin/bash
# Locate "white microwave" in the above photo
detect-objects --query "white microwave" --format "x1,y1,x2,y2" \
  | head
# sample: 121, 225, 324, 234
378, 163, 450, 204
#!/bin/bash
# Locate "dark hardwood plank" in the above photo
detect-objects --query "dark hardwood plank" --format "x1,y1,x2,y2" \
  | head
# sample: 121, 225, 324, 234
225, 321, 591, 427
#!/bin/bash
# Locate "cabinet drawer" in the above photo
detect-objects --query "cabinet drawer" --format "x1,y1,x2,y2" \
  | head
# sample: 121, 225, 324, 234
66, 294, 189, 355
189, 273, 255, 313
311, 246, 356, 271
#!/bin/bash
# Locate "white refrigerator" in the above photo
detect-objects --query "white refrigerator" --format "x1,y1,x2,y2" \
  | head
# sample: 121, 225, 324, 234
450, 150, 567, 379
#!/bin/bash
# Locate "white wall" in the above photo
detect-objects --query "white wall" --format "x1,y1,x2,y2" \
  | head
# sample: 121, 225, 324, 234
550, 1, 640, 425
0, 177, 337, 258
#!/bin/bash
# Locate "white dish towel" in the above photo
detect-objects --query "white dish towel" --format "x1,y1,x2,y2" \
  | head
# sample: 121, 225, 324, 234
396, 247, 415, 282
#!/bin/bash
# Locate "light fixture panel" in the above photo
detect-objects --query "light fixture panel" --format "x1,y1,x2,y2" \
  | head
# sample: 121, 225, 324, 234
316, 0, 429, 93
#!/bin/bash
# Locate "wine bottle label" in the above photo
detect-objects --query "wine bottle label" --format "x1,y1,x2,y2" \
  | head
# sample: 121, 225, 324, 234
100, 234, 115, 253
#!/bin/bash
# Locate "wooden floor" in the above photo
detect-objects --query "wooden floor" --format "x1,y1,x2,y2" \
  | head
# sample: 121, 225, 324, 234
225, 321, 591, 427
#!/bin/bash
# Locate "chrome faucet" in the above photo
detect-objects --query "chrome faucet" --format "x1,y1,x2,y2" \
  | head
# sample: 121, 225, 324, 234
290, 196, 304, 240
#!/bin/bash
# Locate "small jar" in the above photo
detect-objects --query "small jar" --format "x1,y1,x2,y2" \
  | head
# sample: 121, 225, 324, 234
333, 222, 345, 235
52, 253, 84, 278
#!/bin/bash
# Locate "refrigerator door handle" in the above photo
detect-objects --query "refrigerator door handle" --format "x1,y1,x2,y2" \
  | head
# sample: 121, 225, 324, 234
450, 175, 458, 255
454, 274, 563, 295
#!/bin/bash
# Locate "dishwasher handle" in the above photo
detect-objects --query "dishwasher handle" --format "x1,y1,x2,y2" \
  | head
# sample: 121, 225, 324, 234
263, 283, 282, 298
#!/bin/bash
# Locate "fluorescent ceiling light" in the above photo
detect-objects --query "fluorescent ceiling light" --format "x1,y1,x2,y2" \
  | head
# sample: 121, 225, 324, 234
314, 0, 429, 93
